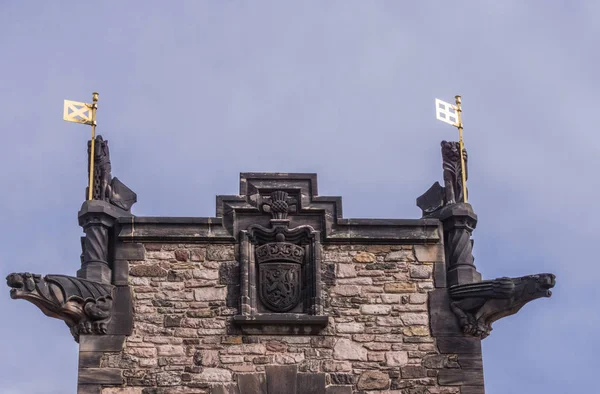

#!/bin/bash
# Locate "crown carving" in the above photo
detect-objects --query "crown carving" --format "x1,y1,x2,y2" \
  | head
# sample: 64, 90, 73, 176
255, 242, 305, 265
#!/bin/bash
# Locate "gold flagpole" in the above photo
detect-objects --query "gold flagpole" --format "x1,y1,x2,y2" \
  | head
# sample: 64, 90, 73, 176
455, 95, 467, 203
87, 92, 99, 201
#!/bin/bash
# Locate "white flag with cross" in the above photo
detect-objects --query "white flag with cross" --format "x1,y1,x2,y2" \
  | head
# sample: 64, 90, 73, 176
435, 98, 460, 127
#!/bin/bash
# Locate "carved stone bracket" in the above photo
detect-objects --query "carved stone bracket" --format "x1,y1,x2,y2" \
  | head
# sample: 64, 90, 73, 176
78, 200, 132, 284
6, 272, 115, 342
449, 274, 555, 338
439, 203, 481, 286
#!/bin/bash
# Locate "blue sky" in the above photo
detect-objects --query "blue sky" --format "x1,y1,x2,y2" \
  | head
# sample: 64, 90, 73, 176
1, 1, 598, 393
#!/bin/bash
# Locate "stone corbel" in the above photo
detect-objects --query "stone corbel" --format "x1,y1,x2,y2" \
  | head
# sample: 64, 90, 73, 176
6, 272, 114, 341
449, 274, 555, 338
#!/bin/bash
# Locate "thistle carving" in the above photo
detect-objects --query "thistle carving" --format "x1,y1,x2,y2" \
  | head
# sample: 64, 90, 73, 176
261, 191, 297, 220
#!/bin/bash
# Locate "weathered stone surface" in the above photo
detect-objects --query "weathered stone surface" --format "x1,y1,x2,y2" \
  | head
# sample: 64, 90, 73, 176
402, 326, 430, 336
414, 245, 444, 263
401, 313, 428, 326
206, 245, 235, 261
423, 354, 460, 369
194, 286, 227, 301
401, 365, 427, 379
266, 340, 287, 352
336, 264, 356, 278
336, 322, 365, 333
353, 252, 376, 263
385, 250, 415, 262
356, 371, 390, 390
194, 350, 219, 367
386, 351, 409, 366
322, 360, 352, 372
410, 265, 432, 279
331, 285, 360, 296
384, 282, 417, 293
360, 305, 391, 315
198, 368, 233, 382
333, 339, 368, 361
174, 249, 189, 262
129, 264, 167, 277
157, 345, 185, 357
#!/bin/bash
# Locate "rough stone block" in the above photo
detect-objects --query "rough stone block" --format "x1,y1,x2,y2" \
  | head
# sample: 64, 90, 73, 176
194, 286, 227, 301
198, 368, 233, 382
385, 351, 408, 366
356, 370, 390, 390
385, 250, 415, 262
353, 252, 376, 263
129, 264, 167, 277
384, 282, 416, 293
360, 305, 391, 315
333, 339, 368, 361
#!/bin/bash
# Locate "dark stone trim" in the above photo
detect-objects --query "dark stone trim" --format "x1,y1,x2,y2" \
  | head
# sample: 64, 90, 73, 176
437, 336, 482, 354
78, 352, 103, 368
233, 315, 328, 335
78, 368, 123, 385
117, 216, 440, 244
79, 335, 126, 352
77, 385, 101, 394
438, 369, 485, 386
117, 217, 235, 243
114, 242, 145, 260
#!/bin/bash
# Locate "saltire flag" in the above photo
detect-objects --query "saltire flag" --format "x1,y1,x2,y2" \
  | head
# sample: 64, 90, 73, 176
63, 100, 94, 125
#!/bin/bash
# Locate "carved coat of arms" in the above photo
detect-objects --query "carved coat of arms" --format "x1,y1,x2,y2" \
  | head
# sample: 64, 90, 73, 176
256, 242, 304, 312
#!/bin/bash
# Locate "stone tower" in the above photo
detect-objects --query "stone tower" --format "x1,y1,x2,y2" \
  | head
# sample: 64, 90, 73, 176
6, 138, 555, 394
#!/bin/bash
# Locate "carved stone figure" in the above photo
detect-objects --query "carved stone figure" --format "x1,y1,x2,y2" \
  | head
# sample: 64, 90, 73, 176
449, 273, 555, 338
88, 135, 112, 201
441, 140, 468, 204
86, 135, 137, 212
6, 272, 114, 341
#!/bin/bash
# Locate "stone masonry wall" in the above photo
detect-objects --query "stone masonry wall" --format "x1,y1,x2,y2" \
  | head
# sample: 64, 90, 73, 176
96, 242, 464, 394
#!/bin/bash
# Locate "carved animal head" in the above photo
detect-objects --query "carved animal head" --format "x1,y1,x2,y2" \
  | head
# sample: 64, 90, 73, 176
514, 273, 555, 300
441, 140, 460, 161
6, 272, 41, 298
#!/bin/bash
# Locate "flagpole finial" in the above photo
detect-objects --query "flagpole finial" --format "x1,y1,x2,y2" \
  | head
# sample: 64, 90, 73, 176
92, 92, 99, 103
455, 95, 461, 105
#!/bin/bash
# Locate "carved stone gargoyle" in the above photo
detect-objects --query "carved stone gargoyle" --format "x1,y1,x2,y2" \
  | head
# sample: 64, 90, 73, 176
6, 136, 136, 342
449, 274, 555, 338
6, 272, 114, 341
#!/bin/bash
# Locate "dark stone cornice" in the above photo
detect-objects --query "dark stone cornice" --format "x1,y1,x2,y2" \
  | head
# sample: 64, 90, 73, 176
117, 173, 441, 244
